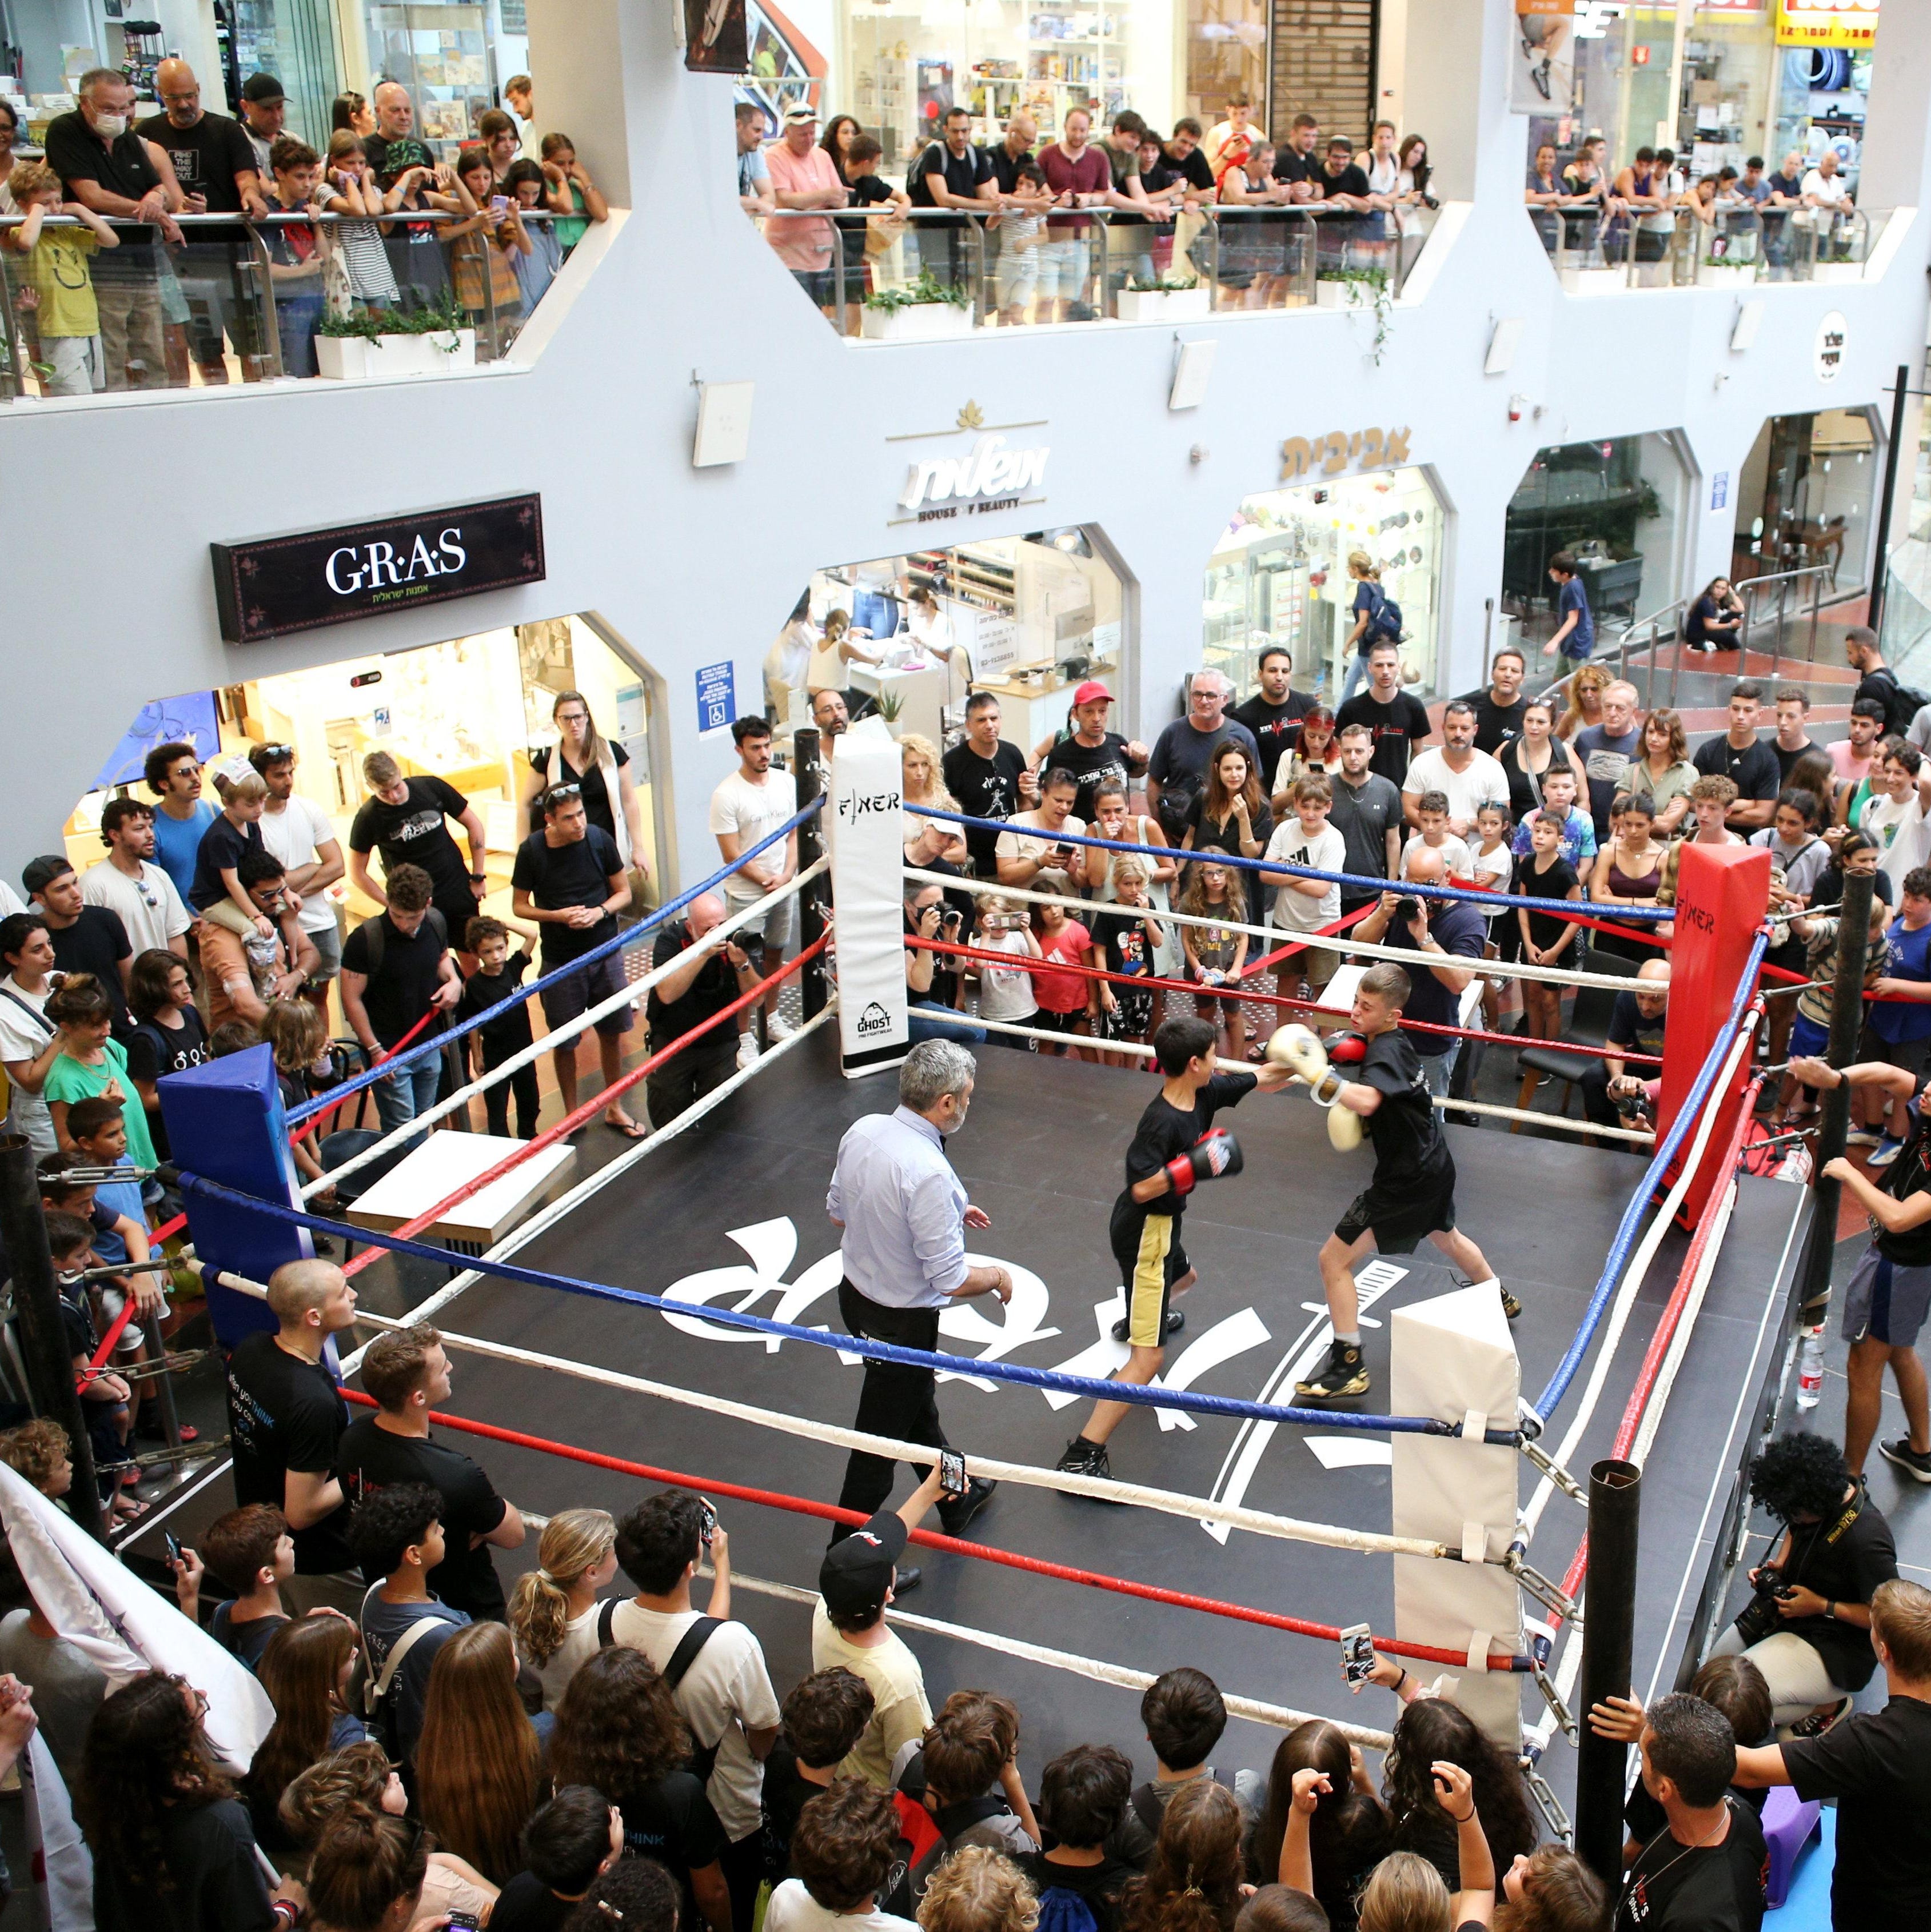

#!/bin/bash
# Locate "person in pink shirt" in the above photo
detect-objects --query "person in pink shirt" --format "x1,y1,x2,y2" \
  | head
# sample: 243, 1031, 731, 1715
1038, 106, 1111, 321
764, 103, 847, 314
1830, 697, 1888, 807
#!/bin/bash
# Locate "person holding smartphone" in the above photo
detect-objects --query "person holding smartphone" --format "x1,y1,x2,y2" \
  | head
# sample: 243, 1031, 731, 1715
994, 769, 1088, 901
904, 883, 986, 1046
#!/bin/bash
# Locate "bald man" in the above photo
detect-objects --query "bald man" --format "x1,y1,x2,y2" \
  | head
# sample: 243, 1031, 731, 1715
1581, 956, 1670, 1130
366, 81, 434, 186
645, 891, 763, 1127
135, 60, 266, 384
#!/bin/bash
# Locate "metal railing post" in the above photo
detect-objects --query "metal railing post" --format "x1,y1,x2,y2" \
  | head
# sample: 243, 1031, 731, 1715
832, 211, 847, 334
241, 218, 286, 379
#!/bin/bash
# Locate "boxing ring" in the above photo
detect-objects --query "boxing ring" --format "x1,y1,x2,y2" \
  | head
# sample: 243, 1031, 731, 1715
125, 726, 1816, 1825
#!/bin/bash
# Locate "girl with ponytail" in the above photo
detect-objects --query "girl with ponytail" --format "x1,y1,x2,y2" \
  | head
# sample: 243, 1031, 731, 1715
507, 1506, 619, 1710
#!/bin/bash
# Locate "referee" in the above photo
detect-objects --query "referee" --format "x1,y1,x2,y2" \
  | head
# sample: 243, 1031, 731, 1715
826, 1039, 1007, 1556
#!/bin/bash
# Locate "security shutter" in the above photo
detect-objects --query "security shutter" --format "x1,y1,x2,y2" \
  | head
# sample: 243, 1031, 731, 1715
1268, 0, 1378, 146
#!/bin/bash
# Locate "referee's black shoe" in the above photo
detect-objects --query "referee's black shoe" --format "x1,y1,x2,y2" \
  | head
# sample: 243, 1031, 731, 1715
1295, 1340, 1369, 1402
937, 1478, 998, 1538
1112, 1308, 1185, 1343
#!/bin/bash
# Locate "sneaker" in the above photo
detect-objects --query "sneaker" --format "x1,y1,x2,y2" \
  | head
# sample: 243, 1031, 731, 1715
1845, 1127, 1882, 1148
891, 1564, 922, 1595
1295, 1340, 1369, 1402
1784, 1695, 1852, 1739
1498, 1284, 1522, 1321
1880, 1438, 1931, 1483
1868, 1136, 1906, 1169
937, 1477, 998, 1537
1055, 1436, 1114, 1485
766, 1012, 797, 1043
736, 1032, 761, 1071
1112, 1308, 1186, 1343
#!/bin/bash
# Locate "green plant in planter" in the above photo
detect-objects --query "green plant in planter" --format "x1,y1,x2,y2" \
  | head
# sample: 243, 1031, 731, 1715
1316, 264, 1394, 362
1160, 273, 1200, 292
316, 309, 385, 340
863, 269, 970, 313
872, 686, 904, 724
1124, 273, 1164, 293
1702, 252, 1754, 272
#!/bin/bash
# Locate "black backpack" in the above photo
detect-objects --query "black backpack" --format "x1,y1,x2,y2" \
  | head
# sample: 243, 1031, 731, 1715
596, 1606, 726, 1780
357, 905, 449, 977
1864, 668, 1931, 741
1363, 581, 1405, 644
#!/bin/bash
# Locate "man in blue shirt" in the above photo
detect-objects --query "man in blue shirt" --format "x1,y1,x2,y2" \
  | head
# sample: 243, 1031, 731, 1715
827, 1039, 1011, 1547
1865, 867, 1931, 1171
1349, 847, 1486, 1097
1542, 550, 1594, 664
143, 740, 216, 903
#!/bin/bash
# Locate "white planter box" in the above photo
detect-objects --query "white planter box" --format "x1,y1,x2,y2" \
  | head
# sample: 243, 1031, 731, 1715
1115, 289, 1168, 321
364, 333, 436, 378
1559, 265, 1628, 296
860, 301, 975, 341
1315, 278, 1374, 309
1697, 263, 1757, 289
313, 334, 369, 380
1163, 287, 1210, 320
421, 327, 477, 373
1811, 260, 1865, 285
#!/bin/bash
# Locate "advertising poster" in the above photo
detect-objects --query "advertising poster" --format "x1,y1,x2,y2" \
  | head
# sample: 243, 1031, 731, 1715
685, 0, 751, 73
1511, 0, 1574, 113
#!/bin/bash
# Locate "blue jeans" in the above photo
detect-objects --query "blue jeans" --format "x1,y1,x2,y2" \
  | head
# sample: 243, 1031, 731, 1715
372, 1051, 443, 1138
1419, 1039, 1461, 1100
908, 1000, 987, 1047
1340, 650, 1372, 705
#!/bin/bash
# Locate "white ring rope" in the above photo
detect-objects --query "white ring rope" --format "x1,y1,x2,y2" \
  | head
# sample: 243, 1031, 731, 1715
909, 869, 1658, 995
213, 1267, 1467, 1560
307, 859, 829, 1197
335, 1004, 839, 1374
1519, 1016, 1760, 1544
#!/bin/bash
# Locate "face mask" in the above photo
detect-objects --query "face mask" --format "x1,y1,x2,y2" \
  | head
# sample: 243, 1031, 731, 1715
92, 112, 129, 138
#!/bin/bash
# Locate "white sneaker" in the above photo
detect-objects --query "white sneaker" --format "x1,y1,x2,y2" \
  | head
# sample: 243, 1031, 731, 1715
766, 1012, 797, 1041
737, 1032, 761, 1071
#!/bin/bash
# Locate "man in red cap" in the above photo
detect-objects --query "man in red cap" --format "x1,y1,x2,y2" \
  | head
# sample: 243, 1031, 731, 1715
1031, 680, 1150, 824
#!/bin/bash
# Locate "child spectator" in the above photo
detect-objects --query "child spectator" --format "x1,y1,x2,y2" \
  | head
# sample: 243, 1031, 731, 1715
1235, 1887, 1329, 1932
506, 1506, 619, 1710
448, 142, 530, 345
1249, 1719, 1388, 1929
44, 974, 157, 1167
1177, 862, 1250, 1063
1121, 1777, 1247, 1932
0, 1417, 73, 1502
1780, 832, 1890, 1122
1400, 792, 1473, 883
1112, 1668, 1259, 1869
189, 763, 271, 936
45, 1101, 157, 1336
538, 133, 612, 256
1655, 776, 1745, 909
1092, 857, 1166, 1056
1, 159, 120, 394
1015, 1743, 1139, 1932
304, 1799, 498, 1932
972, 897, 1043, 1048
905, 1689, 1041, 1897
1509, 767, 1596, 884
505, 157, 563, 309
461, 914, 544, 1137
493, 1785, 624, 1930
243, 1612, 369, 1861
1335, 1764, 1495, 1932
765, 1668, 878, 1880
171, 1501, 293, 1669
320, 130, 402, 309
1542, 550, 1594, 665
43, 1209, 139, 1522
761, 1770, 920, 1932
1030, 899, 1100, 1059
261, 998, 332, 1189
124, 949, 209, 1154
1514, 811, 1582, 1040
262, 136, 329, 375
1262, 775, 1346, 1001
995, 162, 1052, 325
917, 1845, 1041, 1932
564, 1857, 684, 1931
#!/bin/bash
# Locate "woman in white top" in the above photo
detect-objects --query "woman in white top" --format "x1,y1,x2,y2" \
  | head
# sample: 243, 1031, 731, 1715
0, 913, 62, 1153
1088, 777, 1179, 974
764, 592, 817, 717
905, 584, 972, 716
807, 608, 884, 696
505, 1508, 620, 1711
900, 733, 970, 870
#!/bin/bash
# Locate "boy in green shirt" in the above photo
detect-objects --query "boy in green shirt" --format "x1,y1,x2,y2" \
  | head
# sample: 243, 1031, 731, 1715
2, 161, 119, 396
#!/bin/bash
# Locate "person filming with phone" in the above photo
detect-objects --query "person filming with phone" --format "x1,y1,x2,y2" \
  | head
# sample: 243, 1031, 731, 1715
904, 881, 987, 1045
825, 1040, 1008, 1548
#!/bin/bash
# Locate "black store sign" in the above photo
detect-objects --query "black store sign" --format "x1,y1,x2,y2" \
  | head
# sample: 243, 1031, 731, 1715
211, 495, 545, 643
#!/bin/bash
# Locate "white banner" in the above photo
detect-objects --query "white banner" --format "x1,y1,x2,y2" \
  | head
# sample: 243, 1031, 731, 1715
830, 718, 909, 1077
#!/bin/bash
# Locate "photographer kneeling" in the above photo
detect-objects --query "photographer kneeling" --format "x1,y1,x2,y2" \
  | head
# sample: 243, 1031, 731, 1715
905, 882, 986, 1047
1710, 1431, 1898, 1734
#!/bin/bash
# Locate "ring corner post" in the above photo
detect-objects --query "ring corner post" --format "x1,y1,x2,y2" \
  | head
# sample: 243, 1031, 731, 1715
826, 720, 909, 1079
1575, 1457, 1642, 1888
794, 727, 829, 1021
158, 1043, 313, 1346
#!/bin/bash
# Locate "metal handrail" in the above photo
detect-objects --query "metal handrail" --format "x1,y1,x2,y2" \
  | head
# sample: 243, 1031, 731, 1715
1735, 562, 1834, 677
1612, 596, 1690, 710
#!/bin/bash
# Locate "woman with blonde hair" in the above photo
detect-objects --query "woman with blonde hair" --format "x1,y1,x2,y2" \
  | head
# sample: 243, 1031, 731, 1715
1554, 661, 1610, 743
1341, 552, 1388, 704
520, 686, 648, 880
414, 1620, 545, 1885
902, 732, 970, 870
918, 1843, 1042, 1932
1122, 1778, 1248, 1932
260, 997, 332, 1188
507, 1505, 619, 1710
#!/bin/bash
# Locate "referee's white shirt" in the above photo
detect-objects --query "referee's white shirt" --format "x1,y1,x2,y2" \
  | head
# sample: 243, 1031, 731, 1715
827, 1105, 969, 1309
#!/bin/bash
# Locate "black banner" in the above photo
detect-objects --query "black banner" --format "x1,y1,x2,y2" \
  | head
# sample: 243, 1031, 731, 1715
211, 495, 545, 643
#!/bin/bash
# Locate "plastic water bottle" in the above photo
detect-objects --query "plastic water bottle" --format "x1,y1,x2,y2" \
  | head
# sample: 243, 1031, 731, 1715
1796, 1325, 1826, 1411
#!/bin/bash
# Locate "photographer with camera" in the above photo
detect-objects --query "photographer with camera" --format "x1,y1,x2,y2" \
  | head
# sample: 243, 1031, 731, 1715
904, 881, 986, 1045
1709, 1431, 1898, 1734
644, 891, 764, 1128
1581, 957, 1670, 1132
1347, 847, 1485, 1099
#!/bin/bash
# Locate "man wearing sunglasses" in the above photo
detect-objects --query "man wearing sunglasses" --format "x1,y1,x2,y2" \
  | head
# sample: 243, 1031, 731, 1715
82, 797, 193, 961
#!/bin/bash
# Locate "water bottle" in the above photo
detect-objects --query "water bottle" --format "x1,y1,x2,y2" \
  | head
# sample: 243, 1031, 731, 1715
1796, 1325, 1826, 1411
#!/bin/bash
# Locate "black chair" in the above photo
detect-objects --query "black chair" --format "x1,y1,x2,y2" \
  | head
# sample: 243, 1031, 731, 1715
1513, 947, 1642, 1128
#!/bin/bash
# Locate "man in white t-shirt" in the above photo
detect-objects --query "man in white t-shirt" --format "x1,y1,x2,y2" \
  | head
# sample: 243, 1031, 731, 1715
611, 1491, 781, 1932
1261, 772, 1346, 995
1859, 743, 1931, 902
1401, 701, 1509, 836
81, 798, 192, 959
252, 743, 346, 1005
708, 716, 800, 1069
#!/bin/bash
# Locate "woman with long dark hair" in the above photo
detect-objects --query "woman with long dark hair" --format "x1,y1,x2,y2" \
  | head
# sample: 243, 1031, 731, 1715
78, 1671, 300, 1931
245, 1614, 368, 1859
520, 686, 649, 881
1120, 1778, 1247, 1932
1248, 1719, 1389, 1930
551, 1644, 734, 1932
1381, 1691, 1538, 1893
1183, 739, 1273, 924
821, 114, 861, 167
1498, 699, 1586, 827
1685, 574, 1746, 653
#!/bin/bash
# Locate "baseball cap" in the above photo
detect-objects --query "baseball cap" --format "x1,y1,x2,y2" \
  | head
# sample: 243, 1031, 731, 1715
1072, 680, 1114, 707
241, 72, 287, 104
781, 104, 819, 126
818, 1510, 909, 1621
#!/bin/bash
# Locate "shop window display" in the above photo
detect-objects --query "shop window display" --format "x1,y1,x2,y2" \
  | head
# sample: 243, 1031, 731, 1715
1733, 406, 1879, 591
1203, 469, 1446, 705
366, 1, 498, 161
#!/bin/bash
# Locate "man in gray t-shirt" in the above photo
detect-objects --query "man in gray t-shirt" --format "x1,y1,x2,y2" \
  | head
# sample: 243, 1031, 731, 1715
0, 1604, 106, 1787
1326, 725, 1405, 910
1145, 672, 1260, 842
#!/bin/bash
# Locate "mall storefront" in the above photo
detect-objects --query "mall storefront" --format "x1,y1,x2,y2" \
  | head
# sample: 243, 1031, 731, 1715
1730, 405, 1880, 591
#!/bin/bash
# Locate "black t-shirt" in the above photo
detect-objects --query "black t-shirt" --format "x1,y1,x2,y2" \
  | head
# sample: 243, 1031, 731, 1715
212, 1602, 288, 1671
510, 826, 623, 963
133, 110, 258, 211
1772, 738, 1818, 784
1456, 688, 1530, 756
1118, 1070, 1256, 1222
1157, 144, 1216, 193
364, 130, 436, 188
490, 1871, 576, 1932
943, 740, 1030, 869
187, 813, 266, 912
1517, 855, 1581, 951
1231, 692, 1315, 794
647, 923, 739, 1047
225, 1330, 355, 1574
1772, 1491, 1898, 1690
527, 741, 631, 842
1784, 1694, 1931, 1929
1625, 1774, 1765, 1853
1876, 1113, 1931, 1265
125, 1006, 210, 1085
760, 1743, 815, 1870
1359, 1029, 1451, 1189
620, 1770, 730, 1917
47, 907, 133, 1029
340, 913, 449, 1048
336, 1416, 510, 1620
908, 139, 993, 207
841, 170, 897, 264
1094, 905, 1159, 981
986, 142, 1037, 194
1012, 1851, 1137, 1932
1317, 162, 1373, 200
458, 948, 536, 1056
1046, 732, 1139, 822
349, 775, 474, 908
1383, 899, 1486, 1054
1186, 795, 1275, 865
42, 111, 164, 242
1606, 989, 1666, 1062
1336, 691, 1432, 785
1691, 735, 1782, 808
1272, 145, 1320, 185
1614, 1800, 1766, 1931
91, 1795, 274, 1932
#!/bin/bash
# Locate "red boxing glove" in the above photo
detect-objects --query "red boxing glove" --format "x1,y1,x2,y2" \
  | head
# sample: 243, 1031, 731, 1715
1327, 1032, 1369, 1066
1162, 1127, 1244, 1197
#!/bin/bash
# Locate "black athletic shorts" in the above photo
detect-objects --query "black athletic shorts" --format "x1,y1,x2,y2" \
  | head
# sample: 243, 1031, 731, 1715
1335, 1177, 1457, 1255
1110, 1199, 1189, 1350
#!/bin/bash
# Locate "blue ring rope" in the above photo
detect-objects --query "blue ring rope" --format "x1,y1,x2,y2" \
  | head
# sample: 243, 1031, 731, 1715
290, 798, 825, 1123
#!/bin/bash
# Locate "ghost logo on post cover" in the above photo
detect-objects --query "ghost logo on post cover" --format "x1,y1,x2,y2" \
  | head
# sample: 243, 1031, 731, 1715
857, 1001, 892, 1039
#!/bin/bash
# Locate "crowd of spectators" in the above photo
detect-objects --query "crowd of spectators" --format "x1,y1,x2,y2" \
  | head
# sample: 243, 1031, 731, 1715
1, 65, 607, 395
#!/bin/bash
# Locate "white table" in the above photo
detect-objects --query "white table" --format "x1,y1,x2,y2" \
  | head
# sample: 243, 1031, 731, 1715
346, 1131, 578, 1258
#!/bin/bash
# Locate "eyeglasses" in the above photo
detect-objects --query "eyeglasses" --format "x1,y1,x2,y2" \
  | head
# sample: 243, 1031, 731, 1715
166, 1674, 210, 1718
256, 743, 293, 763
546, 783, 583, 801
555, 710, 590, 727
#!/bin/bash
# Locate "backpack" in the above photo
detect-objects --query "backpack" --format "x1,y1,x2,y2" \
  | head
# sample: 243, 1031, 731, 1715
1036, 1887, 1106, 1932
357, 1585, 461, 1758
1363, 582, 1405, 644
596, 1606, 726, 1781
1864, 667, 1931, 741
357, 905, 449, 979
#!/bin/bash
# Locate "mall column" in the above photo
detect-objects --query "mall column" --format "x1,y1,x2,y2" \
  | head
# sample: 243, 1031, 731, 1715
1655, 840, 1770, 1225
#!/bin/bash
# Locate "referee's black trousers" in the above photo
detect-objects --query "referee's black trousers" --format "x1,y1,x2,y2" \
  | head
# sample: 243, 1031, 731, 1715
834, 1279, 949, 1536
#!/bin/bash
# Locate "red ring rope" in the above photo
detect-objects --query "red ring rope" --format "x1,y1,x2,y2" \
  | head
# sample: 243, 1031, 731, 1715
336, 1386, 1528, 1671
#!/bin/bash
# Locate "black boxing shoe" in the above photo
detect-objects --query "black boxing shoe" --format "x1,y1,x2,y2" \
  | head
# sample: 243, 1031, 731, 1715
937, 1478, 997, 1538
1112, 1308, 1185, 1343
1295, 1340, 1369, 1402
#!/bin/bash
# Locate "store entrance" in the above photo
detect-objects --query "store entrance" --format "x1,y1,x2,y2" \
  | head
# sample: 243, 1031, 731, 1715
1732, 407, 1880, 593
